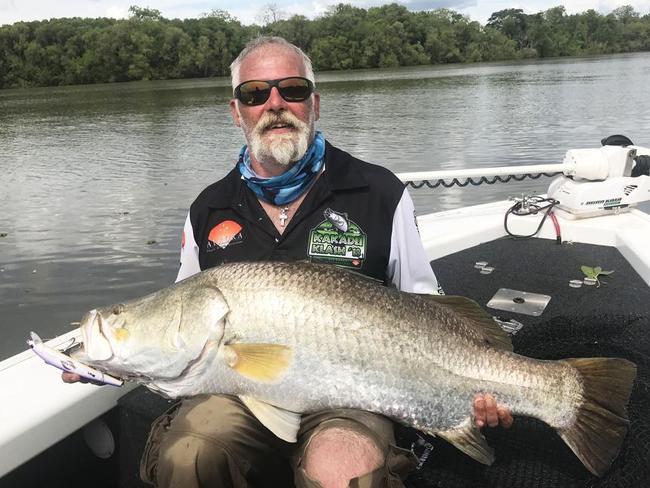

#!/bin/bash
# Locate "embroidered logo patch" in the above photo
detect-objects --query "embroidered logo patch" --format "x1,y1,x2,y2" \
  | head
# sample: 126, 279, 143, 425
323, 208, 349, 232
207, 220, 243, 251
308, 208, 367, 268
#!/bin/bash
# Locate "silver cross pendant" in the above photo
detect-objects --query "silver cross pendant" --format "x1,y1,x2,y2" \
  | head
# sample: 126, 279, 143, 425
279, 207, 289, 227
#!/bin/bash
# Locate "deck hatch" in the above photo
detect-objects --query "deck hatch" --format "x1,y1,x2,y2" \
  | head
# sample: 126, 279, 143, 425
487, 288, 551, 316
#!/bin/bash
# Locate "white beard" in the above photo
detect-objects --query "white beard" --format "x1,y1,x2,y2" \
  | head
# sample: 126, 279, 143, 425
240, 109, 314, 168
254, 131, 309, 167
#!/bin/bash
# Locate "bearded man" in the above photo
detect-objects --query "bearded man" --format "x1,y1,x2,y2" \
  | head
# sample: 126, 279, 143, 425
67, 36, 512, 488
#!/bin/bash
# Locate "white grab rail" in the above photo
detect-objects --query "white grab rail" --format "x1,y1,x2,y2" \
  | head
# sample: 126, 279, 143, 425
396, 163, 567, 183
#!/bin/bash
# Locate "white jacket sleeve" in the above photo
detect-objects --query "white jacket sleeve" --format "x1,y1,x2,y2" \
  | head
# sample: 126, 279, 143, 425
386, 189, 440, 294
175, 212, 201, 283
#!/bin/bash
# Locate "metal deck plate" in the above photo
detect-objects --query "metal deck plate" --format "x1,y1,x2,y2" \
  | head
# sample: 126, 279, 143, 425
487, 288, 551, 316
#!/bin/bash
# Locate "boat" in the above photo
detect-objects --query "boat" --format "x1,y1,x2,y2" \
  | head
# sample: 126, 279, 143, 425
1, 138, 649, 488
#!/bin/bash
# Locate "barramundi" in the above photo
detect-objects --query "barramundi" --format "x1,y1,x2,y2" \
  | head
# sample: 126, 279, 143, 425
73, 261, 636, 476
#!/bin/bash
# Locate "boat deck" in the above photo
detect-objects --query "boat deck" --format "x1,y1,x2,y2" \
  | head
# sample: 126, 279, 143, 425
434, 237, 650, 324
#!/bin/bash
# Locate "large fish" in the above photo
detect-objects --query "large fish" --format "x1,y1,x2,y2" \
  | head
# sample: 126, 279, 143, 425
74, 261, 635, 477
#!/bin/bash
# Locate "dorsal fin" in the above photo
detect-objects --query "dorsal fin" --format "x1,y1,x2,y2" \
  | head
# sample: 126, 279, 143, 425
419, 295, 513, 351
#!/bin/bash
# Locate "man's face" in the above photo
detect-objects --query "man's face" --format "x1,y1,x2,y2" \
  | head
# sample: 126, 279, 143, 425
230, 47, 320, 171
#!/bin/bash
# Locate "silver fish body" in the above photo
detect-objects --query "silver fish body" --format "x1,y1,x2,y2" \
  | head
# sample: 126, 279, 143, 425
186, 264, 567, 429
75, 261, 636, 476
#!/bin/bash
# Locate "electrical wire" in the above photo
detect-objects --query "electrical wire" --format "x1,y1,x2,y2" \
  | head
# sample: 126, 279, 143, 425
504, 196, 559, 239
406, 172, 561, 189
549, 211, 562, 244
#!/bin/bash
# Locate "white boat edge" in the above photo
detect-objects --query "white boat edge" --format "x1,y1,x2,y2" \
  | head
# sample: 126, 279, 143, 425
1, 198, 649, 478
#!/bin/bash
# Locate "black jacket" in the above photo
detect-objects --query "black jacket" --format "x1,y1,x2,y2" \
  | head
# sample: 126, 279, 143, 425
177, 141, 437, 292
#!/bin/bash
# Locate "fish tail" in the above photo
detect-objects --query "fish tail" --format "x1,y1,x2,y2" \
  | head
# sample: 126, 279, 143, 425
558, 357, 636, 477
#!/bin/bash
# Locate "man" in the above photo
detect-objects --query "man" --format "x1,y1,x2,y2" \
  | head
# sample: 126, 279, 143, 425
66, 36, 512, 488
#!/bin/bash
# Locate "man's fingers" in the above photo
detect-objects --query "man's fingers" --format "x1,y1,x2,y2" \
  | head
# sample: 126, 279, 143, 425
498, 406, 514, 429
61, 372, 102, 385
62, 372, 82, 383
473, 394, 486, 428
474, 393, 514, 429
484, 394, 499, 427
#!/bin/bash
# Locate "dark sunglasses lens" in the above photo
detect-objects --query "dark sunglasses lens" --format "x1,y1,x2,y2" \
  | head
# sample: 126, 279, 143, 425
238, 81, 272, 106
278, 78, 312, 101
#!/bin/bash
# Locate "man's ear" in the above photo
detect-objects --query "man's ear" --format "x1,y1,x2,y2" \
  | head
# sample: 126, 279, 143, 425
312, 92, 320, 122
230, 99, 241, 127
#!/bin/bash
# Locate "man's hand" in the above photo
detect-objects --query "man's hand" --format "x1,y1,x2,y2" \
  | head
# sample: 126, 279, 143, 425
61, 372, 103, 386
61, 372, 82, 383
473, 393, 513, 429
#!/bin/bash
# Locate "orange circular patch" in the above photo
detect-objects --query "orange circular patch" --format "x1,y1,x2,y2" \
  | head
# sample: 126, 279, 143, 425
208, 220, 243, 248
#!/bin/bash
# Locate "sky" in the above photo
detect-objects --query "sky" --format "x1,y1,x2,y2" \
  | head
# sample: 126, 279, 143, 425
1, 0, 649, 27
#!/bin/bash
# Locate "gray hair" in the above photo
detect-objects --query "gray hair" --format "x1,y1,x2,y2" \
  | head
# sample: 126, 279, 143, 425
230, 36, 315, 90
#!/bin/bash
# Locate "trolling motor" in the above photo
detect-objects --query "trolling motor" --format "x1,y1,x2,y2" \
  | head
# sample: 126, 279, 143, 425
397, 134, 650, 221
547, 135, 650, 219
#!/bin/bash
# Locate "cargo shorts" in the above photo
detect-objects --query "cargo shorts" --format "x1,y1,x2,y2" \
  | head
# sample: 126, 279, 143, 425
140, 394, 418, 488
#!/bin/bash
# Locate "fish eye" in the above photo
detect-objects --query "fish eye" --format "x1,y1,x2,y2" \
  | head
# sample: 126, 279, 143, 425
111, 304, 125, 315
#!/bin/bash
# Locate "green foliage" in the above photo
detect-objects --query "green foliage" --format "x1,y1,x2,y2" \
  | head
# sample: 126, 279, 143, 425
128, 6, 163, 21
581, 265, 614, 278
581, 265, 614, 286
1, 3, 650, 89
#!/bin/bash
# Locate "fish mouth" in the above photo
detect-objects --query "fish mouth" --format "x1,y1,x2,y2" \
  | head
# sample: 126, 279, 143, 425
79, 309, 114, 361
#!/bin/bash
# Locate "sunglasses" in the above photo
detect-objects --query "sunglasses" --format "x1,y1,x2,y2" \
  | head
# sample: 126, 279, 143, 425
234, 77, 314, 106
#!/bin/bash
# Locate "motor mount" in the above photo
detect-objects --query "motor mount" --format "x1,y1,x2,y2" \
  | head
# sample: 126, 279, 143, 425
547, 142, 650, 219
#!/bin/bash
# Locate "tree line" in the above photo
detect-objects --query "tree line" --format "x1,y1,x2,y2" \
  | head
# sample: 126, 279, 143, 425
1, 4, 649, 89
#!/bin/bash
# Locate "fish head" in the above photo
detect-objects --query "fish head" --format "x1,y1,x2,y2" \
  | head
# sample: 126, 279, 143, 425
74, 282, 229, 381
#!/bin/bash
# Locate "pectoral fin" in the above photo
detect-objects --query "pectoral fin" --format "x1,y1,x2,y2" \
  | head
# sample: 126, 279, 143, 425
113, 328, 130, 342
223, 343, 292, 383
436, 419, 495, 465
239, 395, 301, 442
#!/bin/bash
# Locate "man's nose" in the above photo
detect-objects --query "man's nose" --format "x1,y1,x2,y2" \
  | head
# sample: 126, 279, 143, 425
265, 86, 287, 110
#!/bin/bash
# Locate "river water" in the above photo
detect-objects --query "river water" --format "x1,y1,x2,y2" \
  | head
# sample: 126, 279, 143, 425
1, 52, 649, 360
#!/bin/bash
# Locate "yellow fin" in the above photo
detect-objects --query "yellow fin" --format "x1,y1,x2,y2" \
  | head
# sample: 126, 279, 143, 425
420, 295, 513, 351
223, 343, 292, 383
239, 395, 301, 442
113, 328, 130, 341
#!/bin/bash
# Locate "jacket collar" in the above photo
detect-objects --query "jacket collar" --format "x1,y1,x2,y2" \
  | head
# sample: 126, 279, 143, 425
321, 140, 369, 192
207, 139, 369, 209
